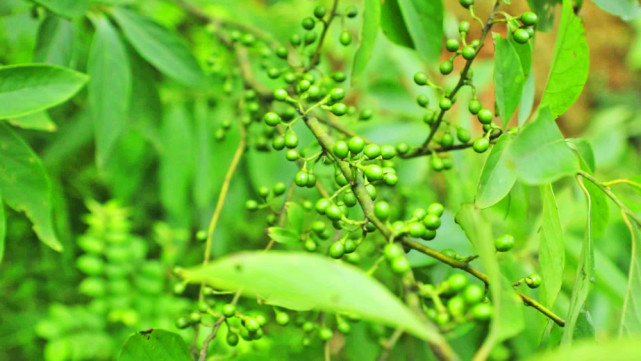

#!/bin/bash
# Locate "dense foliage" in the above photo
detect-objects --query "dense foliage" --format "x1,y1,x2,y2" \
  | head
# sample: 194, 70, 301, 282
1, 0, 641, 360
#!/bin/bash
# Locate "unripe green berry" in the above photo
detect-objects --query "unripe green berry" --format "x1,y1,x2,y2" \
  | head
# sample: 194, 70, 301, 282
364, 144, 381, 159
383, 243, 404, 260
275, 46, 288, 59
441, 133, 454, 148
284, 133, 299, 148
456, 128, 472, 143
473, 138, 490, 153
315, 198, 331, 214
314, 5, 326, 19
431, 156, 444, 171
439, 60, 454, 75
175, 316, 190, 329
462, 45, 476, 60
468, 99, 482, 115
302, 17, 315, 30
391, 256, 410, 274
286, 149, 299, 161
445, 38, 460, 52
263, 112, 281, 126
222, 304, 236, 317
330, 88, 346, 101
494, 234, 515, 252
276, 312, 290, 325
359, 108, 373, 120
427, 202, 444, 216
226, 332, 239, 346
459, 0, 474, 8
295, 171, 309, 187
245, 200, 258, 211
423, 214, 441, 230
331, 103, 348, 116
319, 327, 333, 341
472, 303, 492, 321
326, 205, 343, 221
329, 241, 345, 258
525, 274, 542, 288
439, 97, 453, 110
459, 21, 470, 33
417, 95, 430, 107
414, 72, 428, 86
348, 136, 365, 154
381, 145, 397, 159
364, 165, 383, 181
513, 28, 530, 44
332, 71, 346, 83
463, 284, 485, 304
273, 89, 288, 101
448, 274, 468, 292
521, 12, 538, 26
374, 201, 391, 220
478, 109, 493, 124
339, 31, 352, 46
333, 140, 349, 159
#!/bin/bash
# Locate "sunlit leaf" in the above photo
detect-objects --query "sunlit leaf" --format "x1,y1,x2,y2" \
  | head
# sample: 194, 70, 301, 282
7, 112, 57, 132
351, 0, 380, 84
380, 0, 414, 49
267, 227, 299, 245
396, 0, 443, 63
476, 134, 516, 208
539, 184, 565, 307
525, 337, 641, 361
493, 34, 525, 126
118, 330, 191, 361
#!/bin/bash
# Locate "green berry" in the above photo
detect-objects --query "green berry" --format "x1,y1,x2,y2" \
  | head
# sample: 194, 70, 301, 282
423, 214, 441, 230
431, 156, 444, 171
494, 234, 515, 252
315, 198, 331, 214
346, 6, 358, 17
222, 304, 236, 317
329, 241, 345, 258
332, 71, 346, 83
364, 144, 381, 159
439, 97, 453, 110
331, 103, 348, 116
290, 34, 302, 46
462, 45, 476, 60
521, 12, 538, 26
302, 17, 315, 30
286, 149, 299, 161
364, 165, 383, 181
263, 112, 281, 126
408, 222, 427, 238
473, 138, 490, 153
448, 274, 468, 292
459, 21, 470, 33
294, 171, 309, 187
436, 312, 450, 325
459, 0, 474, 8
330, 88, 346, 101
245, 200, 258, 211
445, 38, 460, 52
267, 67, 280, 79
339, 31, 352, 46
284, 72, 297, 83
381, 145, 397, 159
472, 303, 492, 321
416, 95, 430, 107
447, 296, 466, 316
273, 182, 287, 196
456, 128, 472, 143
258, 186, 270, 198
319, 327, 333, 341
326, 205, 343, 221
175, 316, 190, 329
441, 133, 454, 148
427, 202, 444, 216
468, 99, 482, 114
384, 243, 404, 260
359, 108, 373, 120
414, 72, 428, 85
478, 109, 493, 124
282, 133, 297, 149
374, 201, 391, 220
348, 136, 365, 153
273, 89, 288, 101
513, 28, 530, 44
337, 321, 351, 334
525, 274, 542, 289
226, 332, 239, 346
391, 257, 410, 274
383, 173, 398, 186
276, 312, 290, 325
244, 318, 260, 332
314, 5, 326, 19
333, 140, 349, 159
439, 60, 454, 75
275, 46, 288, 59
365, 184, 378, 199
396, 142, 410, 154
463, 284, 485, 304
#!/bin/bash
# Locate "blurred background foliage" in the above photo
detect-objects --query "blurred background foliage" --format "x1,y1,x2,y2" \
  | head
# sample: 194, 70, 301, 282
0, 0, 640, 360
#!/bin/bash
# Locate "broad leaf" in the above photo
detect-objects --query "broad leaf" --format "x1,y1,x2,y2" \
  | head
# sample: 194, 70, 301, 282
518, 71, 535, 125
507, 106, 580, 184
539, 184, 565, 307
0, 194, 5, 263
561, 177, 595, 344
110, 8, 203, 87
182, 251, 445, 343
456, 204, 524, 360
592, 0, 641, 21
8, 112, 57, 132
0, 64, 88, 119
476, 134, 516, 208
34, 14, 75, 66
118, 329, 191, 361
0, 123, 62, 251
540, 0, 589, 118
351, 0, 380, 84
525, 337, 641, 361
88, 14, 131, 167
33, 0, 87, 18
286, 202, 305, 234
380, 0, 414, 49
619, 217, 641, 335
493, 34, 525, 126
397, 0, 443, 64
267, 227, 299, 245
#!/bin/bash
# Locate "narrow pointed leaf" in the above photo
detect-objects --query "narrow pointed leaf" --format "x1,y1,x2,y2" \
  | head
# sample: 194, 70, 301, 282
476, 134, 516, 208
539, 184, 565, 307
493, 34, 525, 126
351, 0, 380, 84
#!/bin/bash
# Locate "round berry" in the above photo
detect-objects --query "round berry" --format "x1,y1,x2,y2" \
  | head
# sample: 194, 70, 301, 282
383, 173, 398, 186
326, 205, 343, 221
459, 21, 470, 33
381, 145, 397, 159
175, 316, 190, 329
431, 156, 444, 171
463, 284, 485, 304
302, 17, 315, 30
439, 97, 453, 110
364, 144, 381, 159
330, 88, 346, 101
391, 257, 410, 274
329, 241, 345, 258
414, 72, 428, 85
472, 303, 492, 321
245, 200, 258, 211
226, 332, 239, 346
359, 108, 373, 120
439, 60, 454, 75
494, 234, 515, 252
267, 67, 280, 79
408, 222, 426, 238
446, 38, 460, 52
339, 31, 352, 46
384, 243, 404, 260
521, 12, 538, 26
417, 95, 430, 107
513, 28, 530, 44
456, 128, 472, 143
273, 182, 287, 196
331, 103, 348, 116
348, 136, 365, 154
462, 45, 476, 60
286, 149, 299, 161
222, 304, 236, 317
319, 327, 333, 341
263, 112, 281, 126
346, 6, 358, 17
273, 89, 288, 101
441, 133, 454, 148
448, 274, 468, 292
525, 274, 542, 289
290, 34, 302, 46
295, 171, 309, 187
276, 312, 290, 325
427, 202, 444, 216
468, 99, 482, 115
459, 0, 474, 8
314, 5, 326, 19
374, 201, 391, 220
315, 198, 331, 214
423, 214, 441, 230
478, 109, 493, 124
275, 46, 288, 59
364, 165, 383, 181
332, 71, 346, 83
447, 296, 466, 316
284, 133, 299, 148
333, 140, 349, 159
244, 318, 260, 332
473, 138, 490, 153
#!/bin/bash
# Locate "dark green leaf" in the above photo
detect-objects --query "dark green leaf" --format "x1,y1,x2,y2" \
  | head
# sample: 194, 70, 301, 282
592, 0, 641, 21
0, 123, 62, 251
526, 0, 561, 32
540, 0, 589, 118
110, 8, 203, 87
380, 0, 414, 49
0, 64, 88, 119
34, 14, 75, 66
118, 329, 191, 361
397, 0, 443, 63
507, 106, 580, 184
476, 134, 516, 208
183, 251, 446, 342
88, 15, 131, 167
267, 227, 299, 245
539, 184, 565, 307
33, 0, 87, 18
351, 0, 381, 84
619, 217, 641, 335
493, 34, 525, 126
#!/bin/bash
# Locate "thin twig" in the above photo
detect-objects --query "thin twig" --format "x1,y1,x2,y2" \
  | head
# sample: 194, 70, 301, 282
305, 0, 340, 72
377, 329, 404, 361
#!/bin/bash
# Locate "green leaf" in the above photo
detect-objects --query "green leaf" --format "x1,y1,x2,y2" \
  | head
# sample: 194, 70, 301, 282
540, 0, 589, 118
539, 184, 565, 307
509, 32, 532, 76
33, 0, 88, 18
286, 202, 305, 234
182, 251, 446, 343
507, 106, 580, 184
592, 0, 641, 21
561, 177, 595, 344
567, 138, 596, 173
7, 112, 57, 132
620, 218, 641, 335
118, 329, 191, 361
34, 14, 75, 66
110, 8, 203, 87
518, 71, 535, 125
88, 15, 131, 168
0, 123, 62, 252
0, 64, 88, 119
0, 193, 5, 263
267, 227, 299, 245
351, 0, 380, 84
525, 337, 641, 361
397, 0, 443, 63
455, 204, 524, 359
476, 134, 516, 208
493, 34, 525, 126
380, 0, 414, 49
526, 0, 561, 32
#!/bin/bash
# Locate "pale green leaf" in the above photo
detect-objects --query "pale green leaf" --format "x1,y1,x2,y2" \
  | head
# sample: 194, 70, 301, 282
0, 64, 88, 119
380, 0, 414, 49
540, 0, 589, 117
539, 184, 565, 307
267, 227, 299, 245
0, 123, 62, 251
592, 0, 641, 21
110, 8, 203, 87
182, 251, 445, 343
33, 0, 87, 18
7, 112, 57, 132
456, 204, 524, 359
507, 106, 580, 184
286, 202, 305, 234
88, 15, 131, 168
518, 71, 535, 125
493, 34, 525, 126
351, 0, 380, 84
397, 0, 443, 63
118, 329, 191, 361
619, 218, 641, 335
476, 134, 516, 208
34, 14, 75, 66
525, 337, 641, 361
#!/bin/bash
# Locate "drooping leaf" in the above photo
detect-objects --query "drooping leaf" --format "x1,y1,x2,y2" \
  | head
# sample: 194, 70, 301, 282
182, 251, 446, 343
0, 123, 62, 251
592, 0, 641, 21
540, 0, 589, 118
0, 193, 5, 263
7, 112, 57, 132
456, 204, 524, 360
396, 0, 443, 63
619, 216, 641, 335
561, 177, 595, 344
476, 134, 516, 208
525, 337, 641, 361
267, 227, 299, 245
567, 138, 596, 173
110, 8, 203, 87
539, 184, 565, 307
118, 329, 191, 361
493, 34, 525, 126
0, 64, 88, 119
33, 0, 88, 18
351, 0, 380, 84
507, 106, 580, 184
88, 14, 131, 168
380, 0, 414, 49
33, 14, 75, 66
